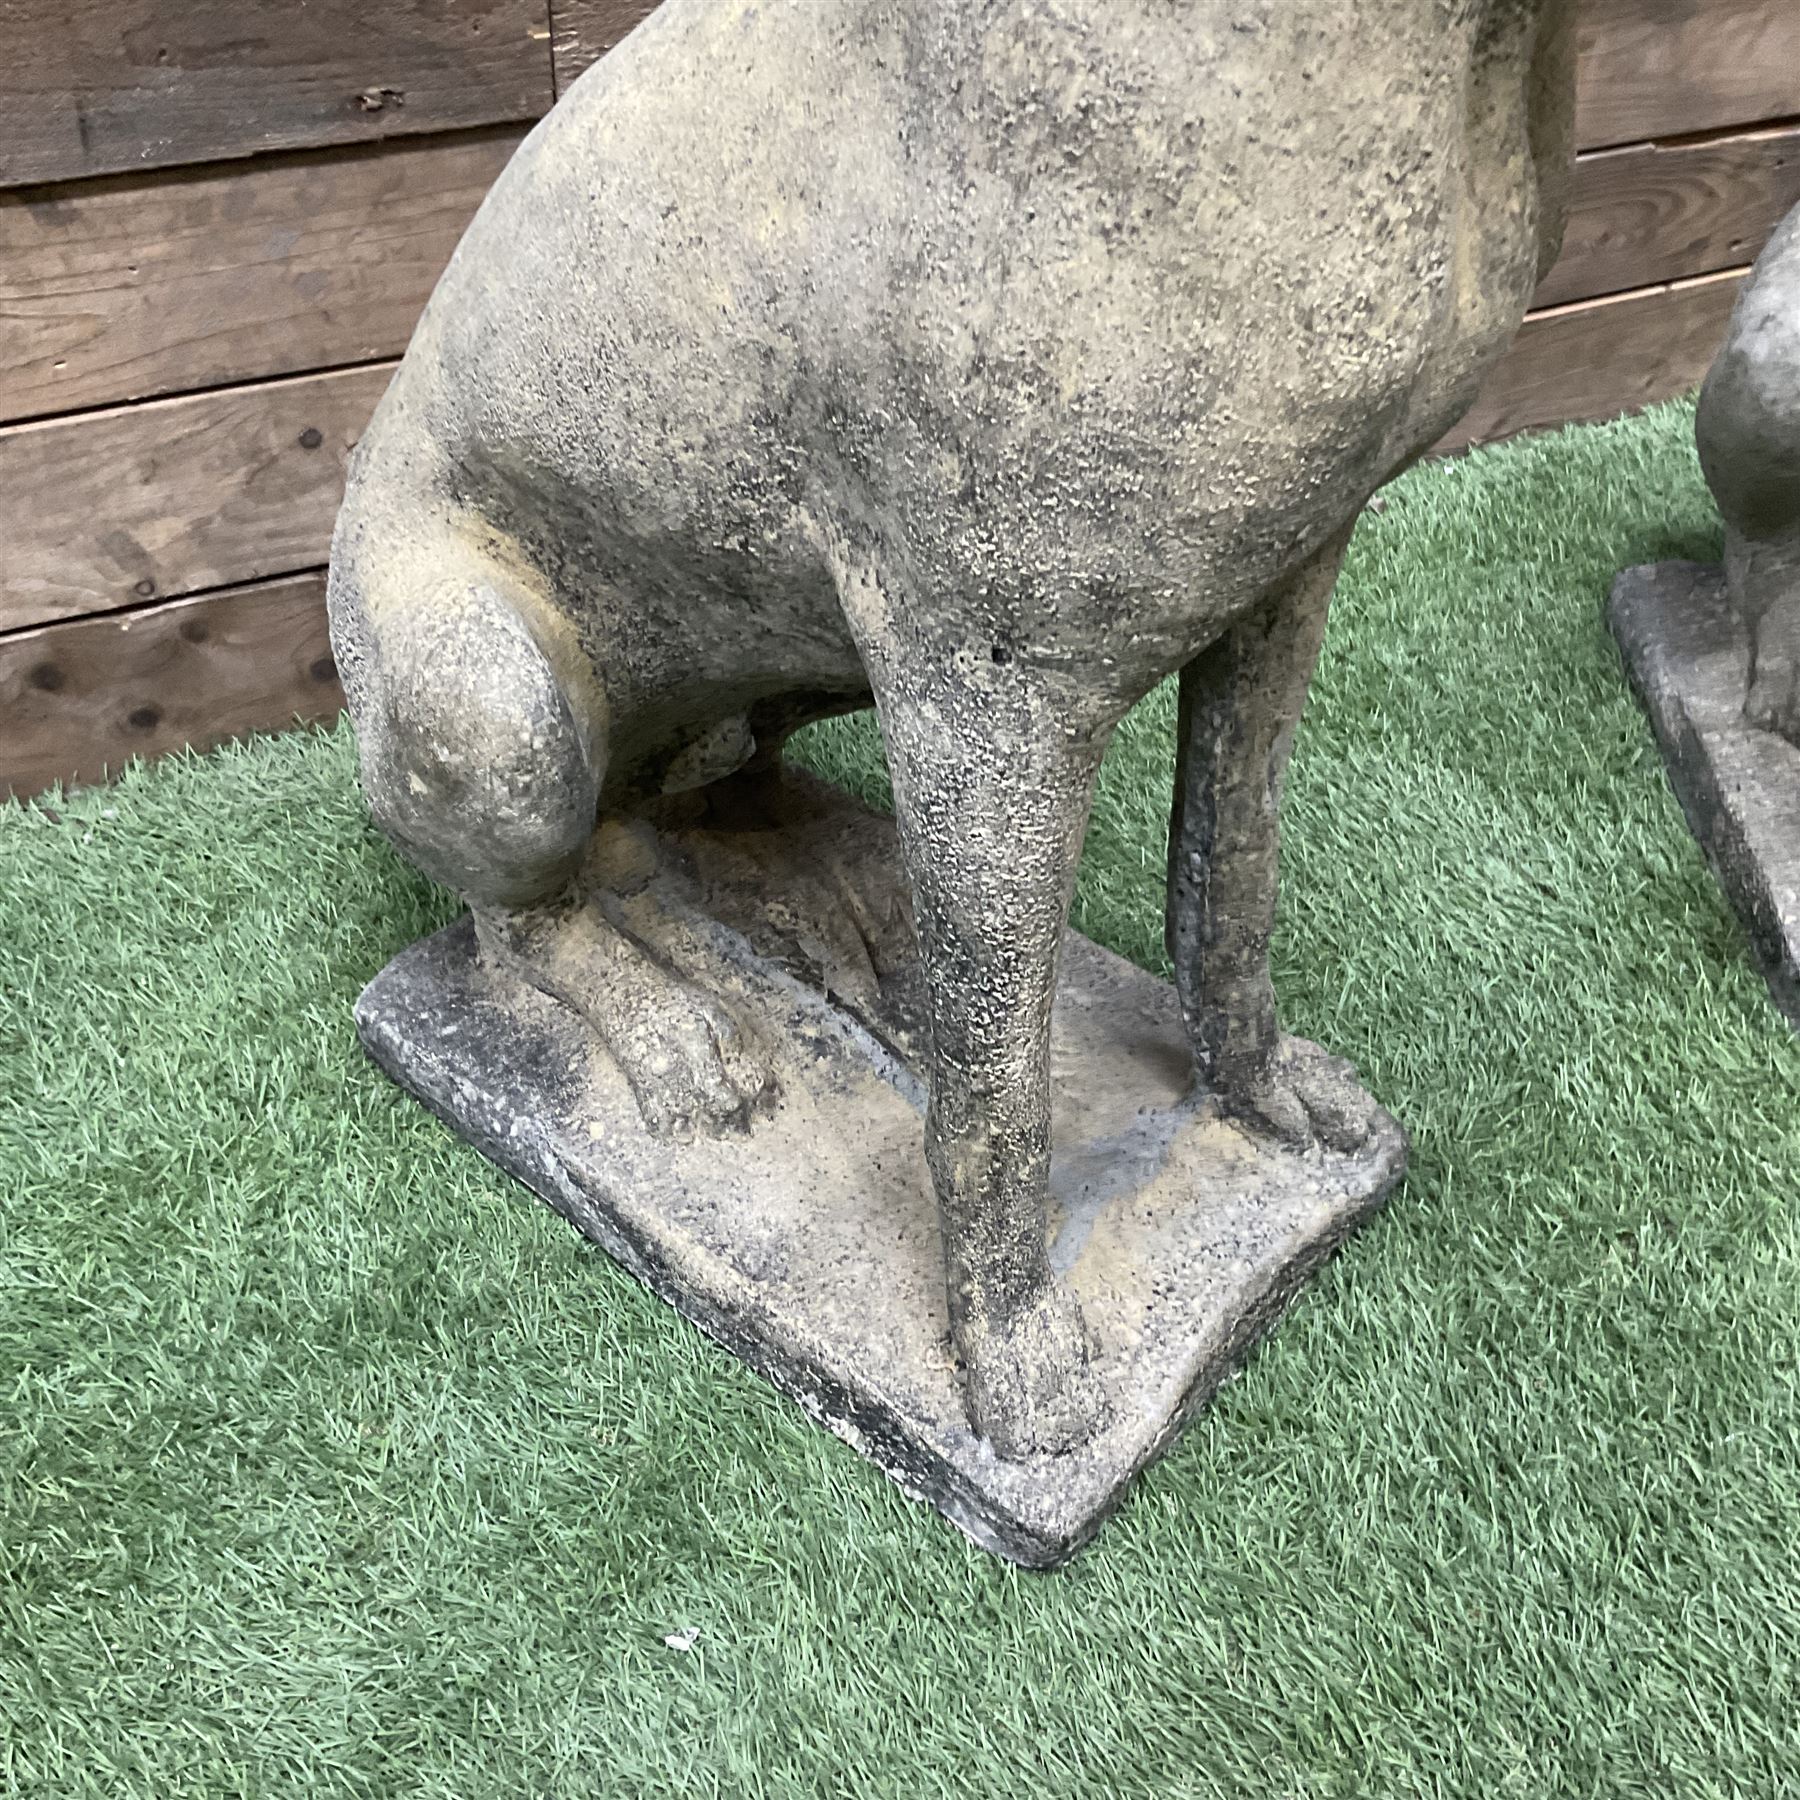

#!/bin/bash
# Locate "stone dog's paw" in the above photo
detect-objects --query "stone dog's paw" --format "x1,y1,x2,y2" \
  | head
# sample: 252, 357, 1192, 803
475, 896, 781, 1143
1218, 1035, 1384, 1156
960, 1286, 1101, 1459
608, 978, 777, 1141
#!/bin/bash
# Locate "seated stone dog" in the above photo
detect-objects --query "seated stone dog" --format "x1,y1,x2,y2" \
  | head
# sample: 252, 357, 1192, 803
329, 0, 1574, 1457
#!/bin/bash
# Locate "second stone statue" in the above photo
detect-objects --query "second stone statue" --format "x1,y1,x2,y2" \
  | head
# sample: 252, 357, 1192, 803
334, 0, 1576, 1563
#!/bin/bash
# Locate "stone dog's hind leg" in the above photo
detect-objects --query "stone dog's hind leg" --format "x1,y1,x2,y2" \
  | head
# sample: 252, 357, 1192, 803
333, 532, 774, 1138
1165, 525, 1385, 1152
866, 655, 1106, 1457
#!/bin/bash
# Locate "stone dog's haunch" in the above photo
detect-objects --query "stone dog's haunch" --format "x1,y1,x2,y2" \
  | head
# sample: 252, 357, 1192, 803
329, 0, 1576, 1549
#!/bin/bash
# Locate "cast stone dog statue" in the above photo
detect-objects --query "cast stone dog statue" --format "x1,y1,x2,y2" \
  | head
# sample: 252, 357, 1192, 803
329, 0, 1575, 1458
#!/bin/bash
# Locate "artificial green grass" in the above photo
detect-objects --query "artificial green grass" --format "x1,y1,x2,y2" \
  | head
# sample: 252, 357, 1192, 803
3, 399, 1797, 1799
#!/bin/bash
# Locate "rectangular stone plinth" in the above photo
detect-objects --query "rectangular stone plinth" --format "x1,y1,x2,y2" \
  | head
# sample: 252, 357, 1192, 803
1611, 561, 1800, 1031
354, 796, 1404, 1566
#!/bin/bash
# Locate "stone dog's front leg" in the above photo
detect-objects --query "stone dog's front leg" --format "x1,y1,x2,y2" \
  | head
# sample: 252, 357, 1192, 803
873, 667, 1107, 1458
1734, 529, 1800, 744
1697, 203, 1800, 746
1166, 525, 1387, 1151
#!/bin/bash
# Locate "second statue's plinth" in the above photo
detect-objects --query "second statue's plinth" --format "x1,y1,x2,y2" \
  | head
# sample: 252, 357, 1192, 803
1611, 561, 1800, 1031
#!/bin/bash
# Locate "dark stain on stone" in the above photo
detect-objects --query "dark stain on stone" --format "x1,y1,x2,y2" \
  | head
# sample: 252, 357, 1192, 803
310, 654, 339, 683
28, 663, 64, 692
127, 705, 162, 731
299, 427, 325, 451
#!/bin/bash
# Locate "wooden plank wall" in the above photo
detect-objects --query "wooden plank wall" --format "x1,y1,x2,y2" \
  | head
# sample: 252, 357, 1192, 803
2, 1, 1797, 798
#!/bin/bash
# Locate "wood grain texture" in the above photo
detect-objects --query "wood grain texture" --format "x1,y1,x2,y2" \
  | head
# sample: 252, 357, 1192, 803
0, 0, 553, 188
1575, 0, 1800, 151
1538, 124, 1800, 307
1440, 269, 1745, 452
526, 0, 1800, 146
550, 0, 661, 93
0, 363, 392, 633
0, 571, 341, 800
4, 0, 1792, 175
0, 130, 519, 425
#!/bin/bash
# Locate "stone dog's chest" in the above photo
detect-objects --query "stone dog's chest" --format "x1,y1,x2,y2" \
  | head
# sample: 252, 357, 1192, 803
424, 0, 1542, 588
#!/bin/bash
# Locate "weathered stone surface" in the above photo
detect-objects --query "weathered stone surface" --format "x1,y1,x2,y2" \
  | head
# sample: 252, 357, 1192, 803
1696, 203, 1800, 747
355, 785, 1404, 1566
1610, 561, 1800, 1030
326, 1, 1572, 1467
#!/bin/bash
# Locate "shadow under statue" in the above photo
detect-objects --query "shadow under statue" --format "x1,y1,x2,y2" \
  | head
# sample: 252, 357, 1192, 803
335, 0, 1576, 1564
1611, 202, 1800, 1033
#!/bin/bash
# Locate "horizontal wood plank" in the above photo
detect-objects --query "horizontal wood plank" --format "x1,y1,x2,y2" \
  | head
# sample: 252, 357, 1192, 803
0, 130, 519, 425
0, 276, 1758, 789
1575, 0, 1800, 150
551, 0, 661, 93
2, 36, 1785, 415
5, 0, 1791, 179
1441, 269, 1745, 452
0, 364, 392, 633
0, 572, 341, 800
1, 0, 553, 189
1538, 124, 1800, 307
